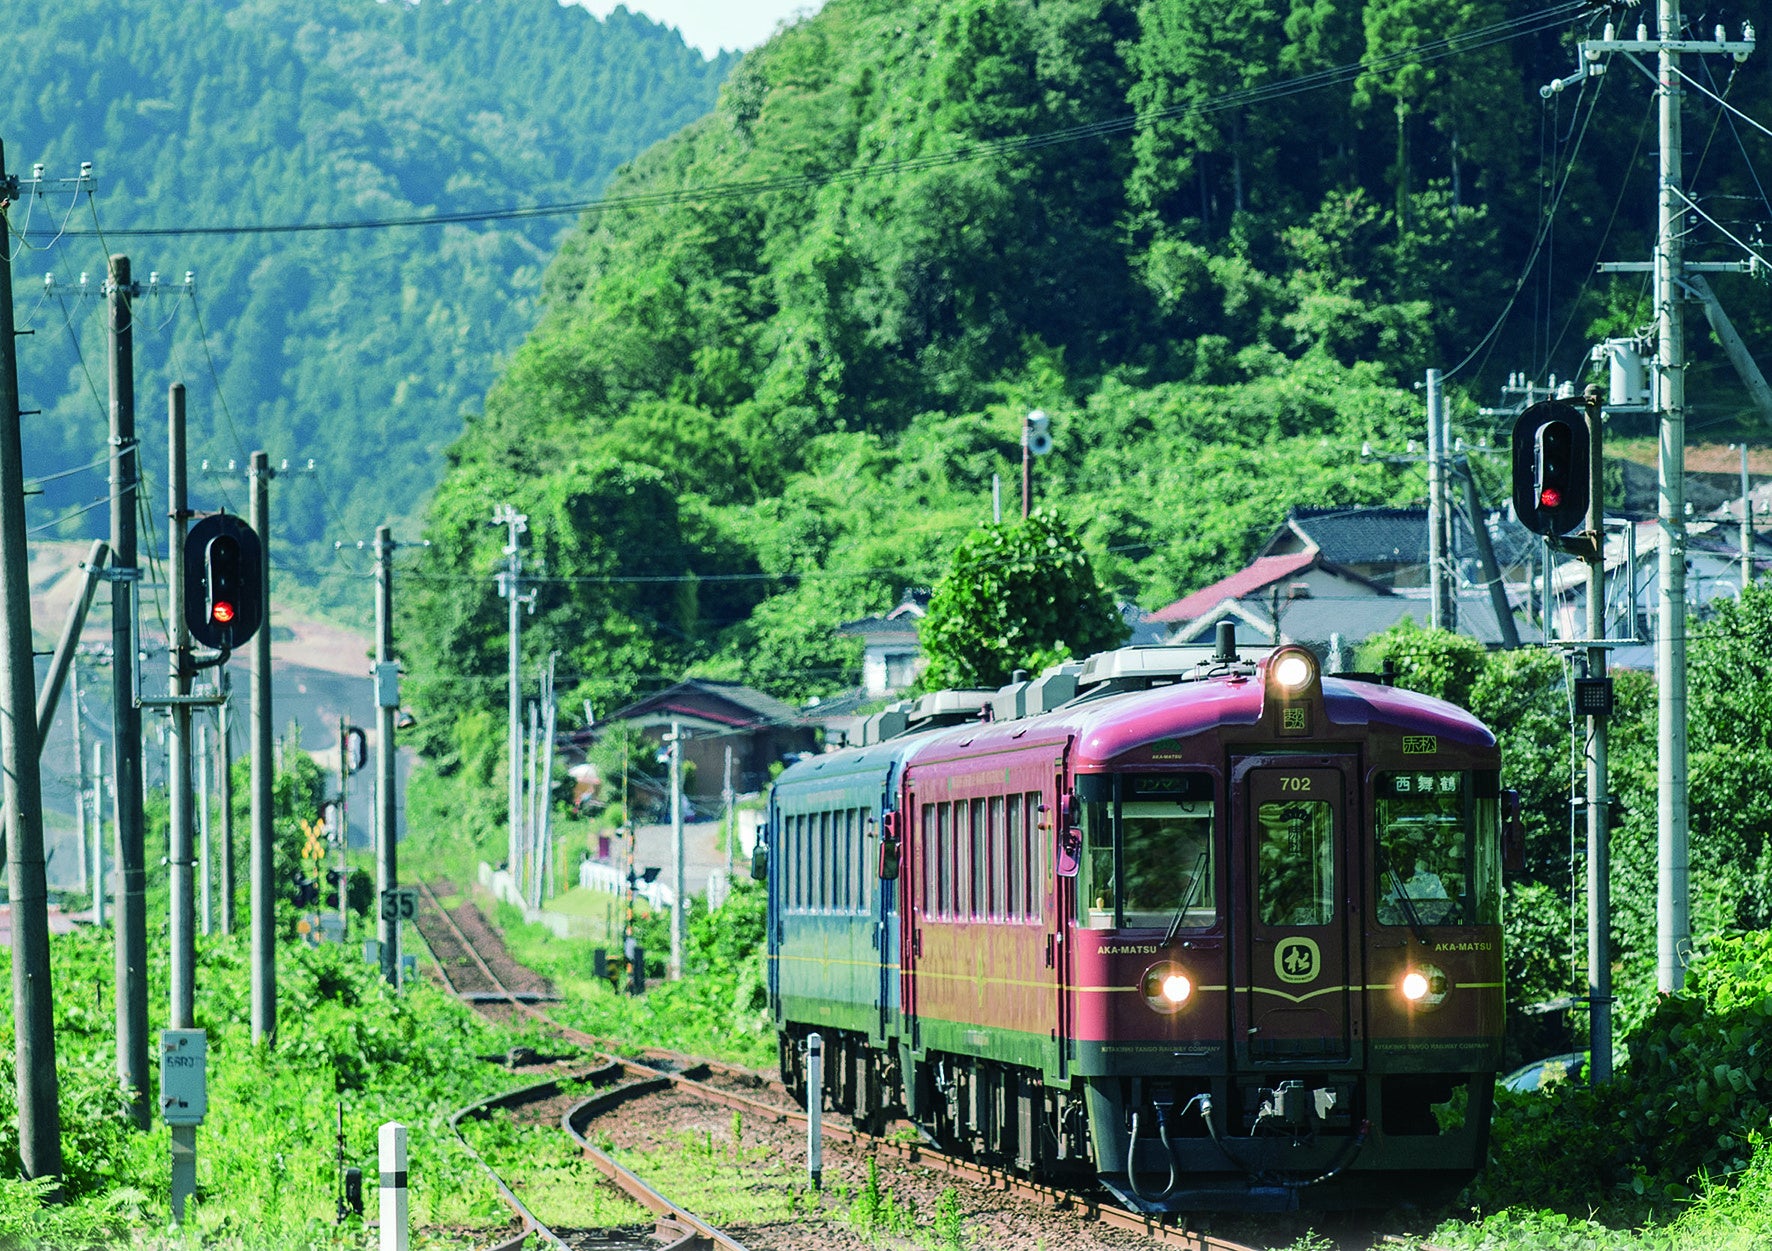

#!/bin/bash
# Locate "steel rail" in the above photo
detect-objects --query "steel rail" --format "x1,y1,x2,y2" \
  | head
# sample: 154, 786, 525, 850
417, 881, 1312, 1251
562, 1080, 750, 1251
418, 883, 745, 1249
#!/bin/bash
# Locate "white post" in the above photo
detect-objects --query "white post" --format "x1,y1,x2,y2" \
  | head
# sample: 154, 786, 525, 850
379, 1121, 408, 1251
806, 1032, 823, 1190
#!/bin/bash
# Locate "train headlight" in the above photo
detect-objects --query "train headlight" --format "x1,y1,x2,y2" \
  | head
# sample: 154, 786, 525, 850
1269, 646, 1318, 694
1400, 963, 1451, 1010
1142, 962, 1193, 1014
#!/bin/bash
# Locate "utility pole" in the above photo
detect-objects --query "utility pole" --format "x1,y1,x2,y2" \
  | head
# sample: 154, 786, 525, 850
1583, 387, 1613, 1083
1740, 443, 1754, 593
168, 383, 197, 1031
92, 742, 106, 928
0, 137, 65, 1189
1453, 460, 1520, 648
668, 719, 684, 981
336, 720, 352, 938
535, 653, 559, 908
1427, 369, 1452, 630
108, 251, 149, 1127
493, 504, 530, 883
218, 670, 234, 936
71, 660, 89, 897
722, 744, 735, 879
249, 451, 276, 1042
1579, 5, 1755, 994
373, 525, 399, 985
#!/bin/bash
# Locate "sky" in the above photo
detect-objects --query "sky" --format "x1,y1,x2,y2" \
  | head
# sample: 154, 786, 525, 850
575, 1, 827, 57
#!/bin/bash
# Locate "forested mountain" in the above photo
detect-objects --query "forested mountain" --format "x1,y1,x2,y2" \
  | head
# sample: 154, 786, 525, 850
401, 0, 1771, 739
5, 0, 734, 597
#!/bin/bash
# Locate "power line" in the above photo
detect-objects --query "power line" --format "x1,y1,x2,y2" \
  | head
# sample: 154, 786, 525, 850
18, 4, 1586, 240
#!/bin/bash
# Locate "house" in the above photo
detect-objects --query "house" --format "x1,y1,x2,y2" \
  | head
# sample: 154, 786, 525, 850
1149, 506, 1542, 654
836, 595, 929, 697
598, 678, 816, 808
1547, 512, 1772, 669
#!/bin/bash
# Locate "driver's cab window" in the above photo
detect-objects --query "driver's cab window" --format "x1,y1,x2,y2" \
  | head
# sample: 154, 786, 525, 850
1079, 773, 1217, 930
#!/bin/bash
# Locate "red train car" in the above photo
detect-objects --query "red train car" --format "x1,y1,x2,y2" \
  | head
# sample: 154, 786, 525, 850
770, 632, 1509, 1211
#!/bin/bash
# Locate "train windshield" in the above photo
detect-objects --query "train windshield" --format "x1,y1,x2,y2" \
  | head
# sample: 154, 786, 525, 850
1080, 777, 1216, 930
1375, 770, 1501, 927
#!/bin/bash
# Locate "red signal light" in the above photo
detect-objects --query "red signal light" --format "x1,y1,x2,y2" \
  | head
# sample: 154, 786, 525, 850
1539, 486, 1562, 508
211, 600, 236, 624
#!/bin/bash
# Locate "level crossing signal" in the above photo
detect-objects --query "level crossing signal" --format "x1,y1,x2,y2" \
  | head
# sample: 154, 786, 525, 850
1510, 400, 1590, 536
185, 513, 264, 650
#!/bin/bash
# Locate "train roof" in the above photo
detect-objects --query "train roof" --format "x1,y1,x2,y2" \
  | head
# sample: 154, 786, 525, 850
804, 637, 1495, 783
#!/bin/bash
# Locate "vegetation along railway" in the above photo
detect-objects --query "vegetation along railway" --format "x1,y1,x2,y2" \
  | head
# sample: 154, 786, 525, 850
417, 881, 1348, 1251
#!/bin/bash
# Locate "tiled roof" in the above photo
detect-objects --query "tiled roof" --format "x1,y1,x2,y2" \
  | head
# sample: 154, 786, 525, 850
1149, 551, 1318, 623
1171, 592, 1541, 648
1283, 506, 1432, 566
608, 678, 803, 729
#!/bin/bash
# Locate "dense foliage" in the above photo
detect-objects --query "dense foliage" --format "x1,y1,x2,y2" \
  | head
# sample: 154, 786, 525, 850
400, 0, 1771, 749
4, 0, 733, 610
919, 508, 1126, 689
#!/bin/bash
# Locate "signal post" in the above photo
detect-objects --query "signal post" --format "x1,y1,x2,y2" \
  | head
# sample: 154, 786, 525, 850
1512, 396, 1613, 1082
149, 396, 265, 1219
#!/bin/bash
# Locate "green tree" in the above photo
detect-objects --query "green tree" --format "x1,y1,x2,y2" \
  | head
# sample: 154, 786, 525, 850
919, 508, 1126, 690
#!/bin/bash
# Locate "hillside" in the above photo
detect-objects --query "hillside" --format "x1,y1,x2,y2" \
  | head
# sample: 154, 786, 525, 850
4, 0, 736, 610
398, 0, 1772, 733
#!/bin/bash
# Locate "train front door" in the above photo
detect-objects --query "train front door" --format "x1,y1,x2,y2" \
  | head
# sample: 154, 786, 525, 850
1231, 756, 1359, 1067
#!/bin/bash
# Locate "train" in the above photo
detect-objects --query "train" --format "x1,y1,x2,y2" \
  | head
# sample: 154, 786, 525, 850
756, 626, 1513, 1212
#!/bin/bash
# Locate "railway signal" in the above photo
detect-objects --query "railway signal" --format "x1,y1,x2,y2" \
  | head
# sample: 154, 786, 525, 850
185, 513, 264, 650
1510, 400, 1589, 536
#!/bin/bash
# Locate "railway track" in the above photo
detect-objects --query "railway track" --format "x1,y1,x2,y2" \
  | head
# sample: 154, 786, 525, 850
416, 881, 1399, 1251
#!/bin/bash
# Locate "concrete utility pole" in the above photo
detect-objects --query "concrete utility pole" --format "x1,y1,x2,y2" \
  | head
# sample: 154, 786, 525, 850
92, 742, 106, 928
1426, 369, 1452, 630
0, 137, 65, 1189
168, 384, 197, 1031
218, 669, 235, 936
374, 525, 399, 985
668, 719, 684, 981
1739, 443, 1754, 593
1453, 461, 1521, 648
493, 504, 530, 882
1583, 388, 1613, 1083
71, 661, 88, 895
1579, 10, 1755, 992
249, 451, 276, 1042
534, 652, 559, 908
336, 720, 352, 937
108, 252, 149, 1126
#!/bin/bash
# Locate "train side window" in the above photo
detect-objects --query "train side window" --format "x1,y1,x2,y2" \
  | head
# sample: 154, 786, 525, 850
1082, 793, 1115, 929
1025, 793, 1042, 919
921, 803, 935, 917
937, 803, 952, 918
953, 801, 969, 918
978, 800, 992, 914
850, 809, 863, 913
990, 796, 1008, 919
1005, 796, 1022, 919
797, 808, 811, 907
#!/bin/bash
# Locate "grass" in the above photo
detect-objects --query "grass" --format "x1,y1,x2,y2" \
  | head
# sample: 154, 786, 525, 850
458, 1114, 650, 1230
0, 915, 560, 1249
